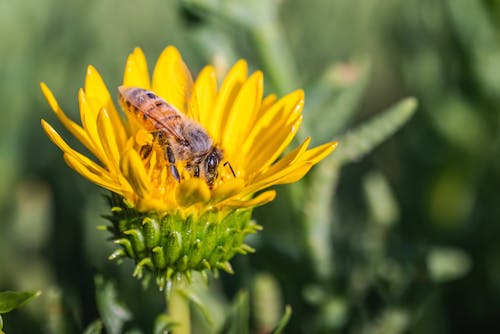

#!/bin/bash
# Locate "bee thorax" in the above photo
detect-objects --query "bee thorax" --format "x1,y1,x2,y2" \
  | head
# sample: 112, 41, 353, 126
181, 123, 212, 155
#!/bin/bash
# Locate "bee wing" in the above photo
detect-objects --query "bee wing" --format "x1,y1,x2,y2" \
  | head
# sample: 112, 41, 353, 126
153, 110, 186, 142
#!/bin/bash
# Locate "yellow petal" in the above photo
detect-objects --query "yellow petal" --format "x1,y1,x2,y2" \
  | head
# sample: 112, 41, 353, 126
64, 153, 124, 195
250, 89, 304, 137
244, 141, 338, 195
279, 137, 311, 167
240, 89, 304, 170
209, 60, 248, 143
223, 190, 276, 208
210, 178, 245, 203
243, 115, 303, 174
41, 119, 111, 178
78, 89, 103, 156
300, 141, 338, 164
243, 163, 313, 197
85, 66, 127, 147
136, 197, 168, 212
152, 46, 193, 114
40, 83, 97, 156
194, 65, 218, 129
147, 150, 157, 179
245, 138, 311, 189
175, 178, 211, 207
261, 94, 277, 113
96, 108, 121, 174
123, 47, 151, 89
221, 71, 263, 157
120, 149, 151, 198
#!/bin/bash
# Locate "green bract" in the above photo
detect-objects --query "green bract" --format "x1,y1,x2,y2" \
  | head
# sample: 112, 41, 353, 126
102, 195, 262, 289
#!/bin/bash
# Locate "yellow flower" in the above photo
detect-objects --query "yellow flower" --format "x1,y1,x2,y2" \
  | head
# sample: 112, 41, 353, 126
41, 46, 337, 287
41, 46, 337, 216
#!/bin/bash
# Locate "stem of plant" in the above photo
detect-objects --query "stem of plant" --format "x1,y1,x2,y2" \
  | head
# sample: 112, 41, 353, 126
167, 282, 191, 334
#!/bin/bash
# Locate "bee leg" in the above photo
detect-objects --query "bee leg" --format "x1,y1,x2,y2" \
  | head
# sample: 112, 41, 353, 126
139, 144, 153, 159
152, 131, 167, 145
224, 161, 236, 177
194, 165, 200, 177
166, 146, 180, 181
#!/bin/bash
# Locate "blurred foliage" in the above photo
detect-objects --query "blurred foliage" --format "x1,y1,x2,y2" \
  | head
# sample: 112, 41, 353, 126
1, 0, 500, 333
0, 290, 41, 333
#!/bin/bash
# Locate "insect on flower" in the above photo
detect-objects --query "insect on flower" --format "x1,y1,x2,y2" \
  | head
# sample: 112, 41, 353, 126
40, 46, 338, 287
119, 86, 229, 186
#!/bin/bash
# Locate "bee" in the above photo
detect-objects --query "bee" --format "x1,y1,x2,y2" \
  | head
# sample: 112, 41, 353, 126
118, 86, 225, 186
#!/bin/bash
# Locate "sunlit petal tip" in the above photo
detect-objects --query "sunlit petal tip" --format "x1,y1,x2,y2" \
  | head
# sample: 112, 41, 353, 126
303, 136, 312, 145
132, 47, 145, 56
84, 65, 111, 98
152, 46, 193, 113
230, 59, 248, 78
199, 65, 216, 78
176, 178, 211, 207
40, 82, 59, 111
154, 46, 183, 73
288, 89, 305, 113
86, 64, 97, 75
123, 47, 150, 89
251, 70, 264, 84
304, 141, 339, 164
164, 45, 182, 58
77, 87, 87, 106
224, 190, 276, 209
288, 136, 312, 165
262, 93, 277, 111
319, 140, 338, 157
278, 163, 314, 184
41, 119, 68, 152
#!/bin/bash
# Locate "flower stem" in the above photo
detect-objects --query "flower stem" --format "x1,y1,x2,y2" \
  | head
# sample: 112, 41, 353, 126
167, 281, 191, 334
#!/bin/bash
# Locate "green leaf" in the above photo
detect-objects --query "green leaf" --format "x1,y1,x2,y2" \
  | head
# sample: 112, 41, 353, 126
270, 305, 292, 334
153, 314, 177, 334
94, 275, 132, 334
0, 315, 3, 331
221, 291, 249, 334
303, 159, 340, 279
82, 320, 104, 334
306, 58, 371, 142
0, 290, 41, 314
335, 97, 417, 165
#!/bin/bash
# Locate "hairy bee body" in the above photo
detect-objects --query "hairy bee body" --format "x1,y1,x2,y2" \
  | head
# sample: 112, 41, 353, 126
119, 86, 222, 185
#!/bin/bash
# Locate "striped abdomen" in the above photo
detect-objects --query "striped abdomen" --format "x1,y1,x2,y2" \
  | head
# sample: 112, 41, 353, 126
118, 86, 182, 132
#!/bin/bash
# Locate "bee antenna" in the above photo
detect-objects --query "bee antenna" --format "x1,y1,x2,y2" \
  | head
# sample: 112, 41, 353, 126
224, 161, 236, 177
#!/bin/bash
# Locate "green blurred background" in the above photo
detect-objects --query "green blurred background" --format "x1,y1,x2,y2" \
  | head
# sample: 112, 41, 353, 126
1, 0, 500, 333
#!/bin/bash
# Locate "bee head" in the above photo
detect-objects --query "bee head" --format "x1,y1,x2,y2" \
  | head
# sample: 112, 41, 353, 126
203, 147, 222, 185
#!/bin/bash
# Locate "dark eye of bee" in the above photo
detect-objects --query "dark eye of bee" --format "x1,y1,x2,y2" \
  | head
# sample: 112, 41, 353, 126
206, 151, 219, 174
